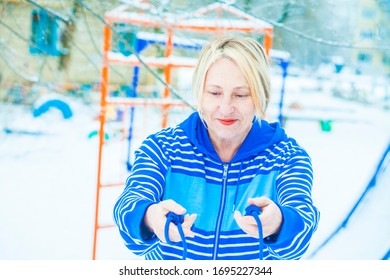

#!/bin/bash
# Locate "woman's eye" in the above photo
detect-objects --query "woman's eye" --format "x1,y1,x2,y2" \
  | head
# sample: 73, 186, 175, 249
208, 91, 221, 96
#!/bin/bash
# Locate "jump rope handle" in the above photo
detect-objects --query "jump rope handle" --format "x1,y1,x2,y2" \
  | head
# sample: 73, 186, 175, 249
244, 205, 264, 260
245, 205, 262, 216
164, 212, 188, 260
165, 207, 263, 260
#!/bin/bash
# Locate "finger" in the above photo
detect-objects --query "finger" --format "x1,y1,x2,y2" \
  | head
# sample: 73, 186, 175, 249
182, 214, 197, 238
234, 211, 260, 238
248, 197, 271, 208
160, 199, 186, 215
234, 210, 258, 225
165, 225, 181, 243
166, 214, 196, 242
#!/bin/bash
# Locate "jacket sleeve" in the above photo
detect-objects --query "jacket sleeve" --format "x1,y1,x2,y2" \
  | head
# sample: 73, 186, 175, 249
113, 135, 169, 257
264, 148, 320, 260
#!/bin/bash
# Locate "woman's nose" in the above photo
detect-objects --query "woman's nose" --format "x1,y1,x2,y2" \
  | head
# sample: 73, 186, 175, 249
218, 95, 235, 115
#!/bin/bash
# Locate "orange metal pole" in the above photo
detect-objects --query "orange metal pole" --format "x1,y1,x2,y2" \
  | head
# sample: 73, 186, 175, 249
106, 97, 188, 107
161, 29, 173, 128
263, 28, 273, 56
92, 24, 111, 260
217, 5, 222, 17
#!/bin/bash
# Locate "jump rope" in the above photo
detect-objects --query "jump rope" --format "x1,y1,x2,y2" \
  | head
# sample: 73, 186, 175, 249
164, 205, 264, 260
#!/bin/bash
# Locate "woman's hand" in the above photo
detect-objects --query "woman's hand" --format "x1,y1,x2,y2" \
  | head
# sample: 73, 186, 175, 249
234, 197, 282, 239
143, 199, 197, 243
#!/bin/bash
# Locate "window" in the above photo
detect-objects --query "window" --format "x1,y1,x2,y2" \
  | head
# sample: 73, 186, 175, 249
29, 9, 63, 56
357, 52, 373, 63
383, 54, 390, 66
112, 23, 138, 56
360, 30, 375, 40
361, 8, 376, 19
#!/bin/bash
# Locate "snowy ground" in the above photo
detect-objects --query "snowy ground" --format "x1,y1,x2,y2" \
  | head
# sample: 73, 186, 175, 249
0, 76, 389, 260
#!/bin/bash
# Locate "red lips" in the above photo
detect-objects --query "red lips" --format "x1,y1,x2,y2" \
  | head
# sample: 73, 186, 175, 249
218, 118, 237, 126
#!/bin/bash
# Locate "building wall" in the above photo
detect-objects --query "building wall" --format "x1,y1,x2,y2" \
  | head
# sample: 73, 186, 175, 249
0, 0, 133, 91
0, 1, 60, 85
0, 0, 203, 103
353, 0, 390, 77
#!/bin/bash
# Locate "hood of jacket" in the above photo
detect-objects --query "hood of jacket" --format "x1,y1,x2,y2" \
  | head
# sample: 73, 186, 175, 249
179, 112, 287, 163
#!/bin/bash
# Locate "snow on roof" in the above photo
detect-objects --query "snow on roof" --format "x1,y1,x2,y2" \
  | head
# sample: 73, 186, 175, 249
136, 31, 206, 49
270, 49, 291, 62
105, 2, 273, 33
118, 0, 158, 13
107, 52, 198, 68
174, 18, 271, 32
192, 2, 273, 29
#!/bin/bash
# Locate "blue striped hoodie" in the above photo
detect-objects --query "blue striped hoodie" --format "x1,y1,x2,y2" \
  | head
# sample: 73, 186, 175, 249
113, 112, 319, 260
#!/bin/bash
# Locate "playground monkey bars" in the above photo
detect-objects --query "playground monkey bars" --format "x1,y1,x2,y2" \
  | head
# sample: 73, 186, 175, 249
92, 1, 274, 260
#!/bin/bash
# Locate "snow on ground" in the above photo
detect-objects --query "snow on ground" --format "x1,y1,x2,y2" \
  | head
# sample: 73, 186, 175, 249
279, 91, 390, 259
0, 76, 389, 260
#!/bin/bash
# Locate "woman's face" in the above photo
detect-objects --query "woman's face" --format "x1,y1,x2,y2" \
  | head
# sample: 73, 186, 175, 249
201, 57, 256, 146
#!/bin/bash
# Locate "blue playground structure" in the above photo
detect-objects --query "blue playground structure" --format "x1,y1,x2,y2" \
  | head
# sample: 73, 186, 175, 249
32, 98, 73, 119
116, 31, 204, 171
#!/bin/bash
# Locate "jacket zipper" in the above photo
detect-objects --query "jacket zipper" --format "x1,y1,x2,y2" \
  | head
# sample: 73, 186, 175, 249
213, 163, 229, 260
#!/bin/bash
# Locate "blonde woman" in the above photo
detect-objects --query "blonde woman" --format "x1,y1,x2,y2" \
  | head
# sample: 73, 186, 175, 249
114, 35, 319, 260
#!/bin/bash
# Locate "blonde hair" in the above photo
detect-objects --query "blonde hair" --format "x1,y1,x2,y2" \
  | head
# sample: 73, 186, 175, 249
192, 35, 270, 119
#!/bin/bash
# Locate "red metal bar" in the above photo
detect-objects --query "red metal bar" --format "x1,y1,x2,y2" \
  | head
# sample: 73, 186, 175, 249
106, 97, 188, 107
100, 182, 126, 188
92, 24, 111, 261
263, 28, 273, 56
97, 224, 116, 229
162, 29, 173, 128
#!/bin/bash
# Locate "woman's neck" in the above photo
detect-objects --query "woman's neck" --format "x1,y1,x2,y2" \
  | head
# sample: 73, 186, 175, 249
211, 138, 241, 162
